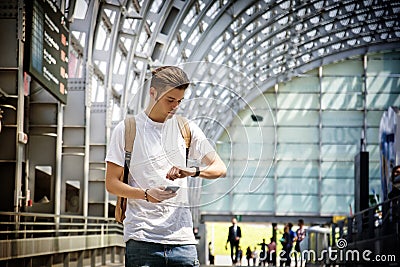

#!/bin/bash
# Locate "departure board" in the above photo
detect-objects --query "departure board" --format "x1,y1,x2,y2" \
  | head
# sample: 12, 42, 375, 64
25, 0, 69, 104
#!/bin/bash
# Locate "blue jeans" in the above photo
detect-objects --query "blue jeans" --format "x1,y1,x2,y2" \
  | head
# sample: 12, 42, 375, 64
125, 239, 200, 267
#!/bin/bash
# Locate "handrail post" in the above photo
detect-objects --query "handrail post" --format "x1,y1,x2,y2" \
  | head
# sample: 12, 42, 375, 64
347, 216, 353, 243
368, 208, 375, 239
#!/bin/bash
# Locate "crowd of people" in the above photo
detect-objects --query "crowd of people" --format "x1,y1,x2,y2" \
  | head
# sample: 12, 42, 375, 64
211, 218, 306, 266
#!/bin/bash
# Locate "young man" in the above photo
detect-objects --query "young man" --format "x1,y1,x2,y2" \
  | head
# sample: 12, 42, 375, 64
105, 66, 227, 267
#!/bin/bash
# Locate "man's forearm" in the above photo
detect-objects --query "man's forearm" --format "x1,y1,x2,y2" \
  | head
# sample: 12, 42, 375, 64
105, 161, 145, 199
106, 175, 145, 199
199, 153, 227, 179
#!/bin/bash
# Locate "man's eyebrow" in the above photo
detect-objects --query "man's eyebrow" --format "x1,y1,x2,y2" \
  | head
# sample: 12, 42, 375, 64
166, 96, 184, 101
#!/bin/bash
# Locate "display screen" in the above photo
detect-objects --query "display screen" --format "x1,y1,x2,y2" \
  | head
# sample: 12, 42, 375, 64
25, 0, 69, 104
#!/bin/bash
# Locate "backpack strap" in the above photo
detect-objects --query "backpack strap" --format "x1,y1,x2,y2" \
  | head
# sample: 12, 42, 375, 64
123, 115, 190, 175
176, 115, 192, 166
115, 116, 136, 223
123, 116, 136, 183
176, 115, 191, 148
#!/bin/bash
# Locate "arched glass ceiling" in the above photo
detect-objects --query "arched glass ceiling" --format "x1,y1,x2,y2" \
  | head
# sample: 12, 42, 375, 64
62, 0, 400, 220
86, 0, 400, 141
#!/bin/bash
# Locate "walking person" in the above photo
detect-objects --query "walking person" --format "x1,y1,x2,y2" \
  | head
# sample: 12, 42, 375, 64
105, 66, 227, 267
285, 223, 297, 267
237, 246, 243, 266
294, 219, 306, 267
279, 225, 290, 267
267, 237, 276, 266
286, 223, 297, 266
258, 238, 267, 266
225, 217, 242, 265
252, 247, 258, 266
208, 242, 215, 265
246, 246, 252, 266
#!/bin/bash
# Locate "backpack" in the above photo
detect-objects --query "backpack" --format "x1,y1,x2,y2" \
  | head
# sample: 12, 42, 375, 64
115, 115, 192, 223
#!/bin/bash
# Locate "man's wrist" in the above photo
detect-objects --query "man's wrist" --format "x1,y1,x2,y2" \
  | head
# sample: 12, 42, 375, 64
144, 189, 150, 202
191, 166, 200, 177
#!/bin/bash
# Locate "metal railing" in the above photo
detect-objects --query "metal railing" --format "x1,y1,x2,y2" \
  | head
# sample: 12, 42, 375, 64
0, 212, 123, 239
331, 195, 400, 266
0, 212, 125, 264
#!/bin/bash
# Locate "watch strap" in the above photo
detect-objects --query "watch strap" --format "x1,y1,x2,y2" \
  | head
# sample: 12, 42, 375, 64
191, 166, 200, 177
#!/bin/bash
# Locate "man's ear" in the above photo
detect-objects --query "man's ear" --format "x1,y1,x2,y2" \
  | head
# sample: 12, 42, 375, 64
149, 87, 158, 100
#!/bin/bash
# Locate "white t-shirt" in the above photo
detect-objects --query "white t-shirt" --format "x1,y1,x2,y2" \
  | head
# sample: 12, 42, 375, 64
105, 111, 215, 244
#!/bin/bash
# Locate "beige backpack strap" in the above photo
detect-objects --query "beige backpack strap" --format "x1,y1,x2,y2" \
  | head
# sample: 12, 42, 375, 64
124, 116, 136, 154
123, 116, 136, 183
176, 115, 191, 149
115, 116, 136, 224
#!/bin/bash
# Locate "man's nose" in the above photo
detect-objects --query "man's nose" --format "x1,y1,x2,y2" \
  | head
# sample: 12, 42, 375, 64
172, 101, 179, 109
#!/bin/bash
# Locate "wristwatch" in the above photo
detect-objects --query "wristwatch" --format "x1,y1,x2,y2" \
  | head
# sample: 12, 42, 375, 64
191, 166, 200, 177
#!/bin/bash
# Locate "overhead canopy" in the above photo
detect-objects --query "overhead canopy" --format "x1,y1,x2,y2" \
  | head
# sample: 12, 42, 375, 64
67, 0, 400, 140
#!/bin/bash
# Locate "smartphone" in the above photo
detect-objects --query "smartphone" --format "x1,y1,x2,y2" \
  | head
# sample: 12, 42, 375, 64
165, 186, 180, 193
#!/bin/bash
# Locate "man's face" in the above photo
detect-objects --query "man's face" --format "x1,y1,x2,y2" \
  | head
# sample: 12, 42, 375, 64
232, 218, 237, 225
152, 86, 185, 121
393, 166, 400, 187
394, 167, 400, 177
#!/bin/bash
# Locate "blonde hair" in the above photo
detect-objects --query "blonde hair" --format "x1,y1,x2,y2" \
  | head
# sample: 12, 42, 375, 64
150, 66, 190, 92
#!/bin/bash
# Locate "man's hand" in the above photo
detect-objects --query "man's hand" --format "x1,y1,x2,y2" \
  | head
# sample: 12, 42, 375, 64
166, 166, 196, 181
146, 187, 177, 203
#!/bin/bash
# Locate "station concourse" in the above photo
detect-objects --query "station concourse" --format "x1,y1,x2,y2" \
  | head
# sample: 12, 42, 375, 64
0, 0, 399, 266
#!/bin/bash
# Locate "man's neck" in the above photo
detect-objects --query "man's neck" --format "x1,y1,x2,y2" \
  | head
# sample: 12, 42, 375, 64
144, 108, 167, 123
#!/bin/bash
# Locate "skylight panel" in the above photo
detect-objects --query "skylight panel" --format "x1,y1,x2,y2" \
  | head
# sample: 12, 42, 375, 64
206, 1, 219, 19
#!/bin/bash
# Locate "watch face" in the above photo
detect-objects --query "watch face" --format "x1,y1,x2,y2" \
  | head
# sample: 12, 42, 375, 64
191, 166, 200, 177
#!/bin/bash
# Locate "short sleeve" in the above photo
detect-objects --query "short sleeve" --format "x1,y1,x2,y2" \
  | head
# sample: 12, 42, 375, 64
188, 121, 215, 161
105, 120, 125, 167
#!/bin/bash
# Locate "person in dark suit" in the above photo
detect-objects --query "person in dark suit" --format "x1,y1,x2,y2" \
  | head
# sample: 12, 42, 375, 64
225, 217, 242, 264
388, 165, 400, 199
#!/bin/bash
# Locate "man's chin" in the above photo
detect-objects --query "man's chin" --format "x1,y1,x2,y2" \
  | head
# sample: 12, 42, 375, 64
166, 112, 175, 119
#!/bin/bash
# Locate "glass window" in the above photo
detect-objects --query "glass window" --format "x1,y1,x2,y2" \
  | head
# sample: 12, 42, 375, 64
198, 50, 400, 215
277, 178, 319, 195
321, 93, 363, 110
321, 161, 353, 178
200, 193, 230, 212
277, 110, 319, 126
321, 144, 358, 161
276, 161, 320, 178
321, 195, 353, 214
277, 93, 319, 109
276, 195, 319, 213
150, 0, 164, 13
72, 0, 88, 20
321, 111, 364, 126
232, 177, 275, 194
278, 127, 319, 143
277, 144, 320, 160
323, 59, 363, 76
321, 178, 354, 195
321, 127, 362, 144
322, 77, 363, 93
233, 194, 275, 212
